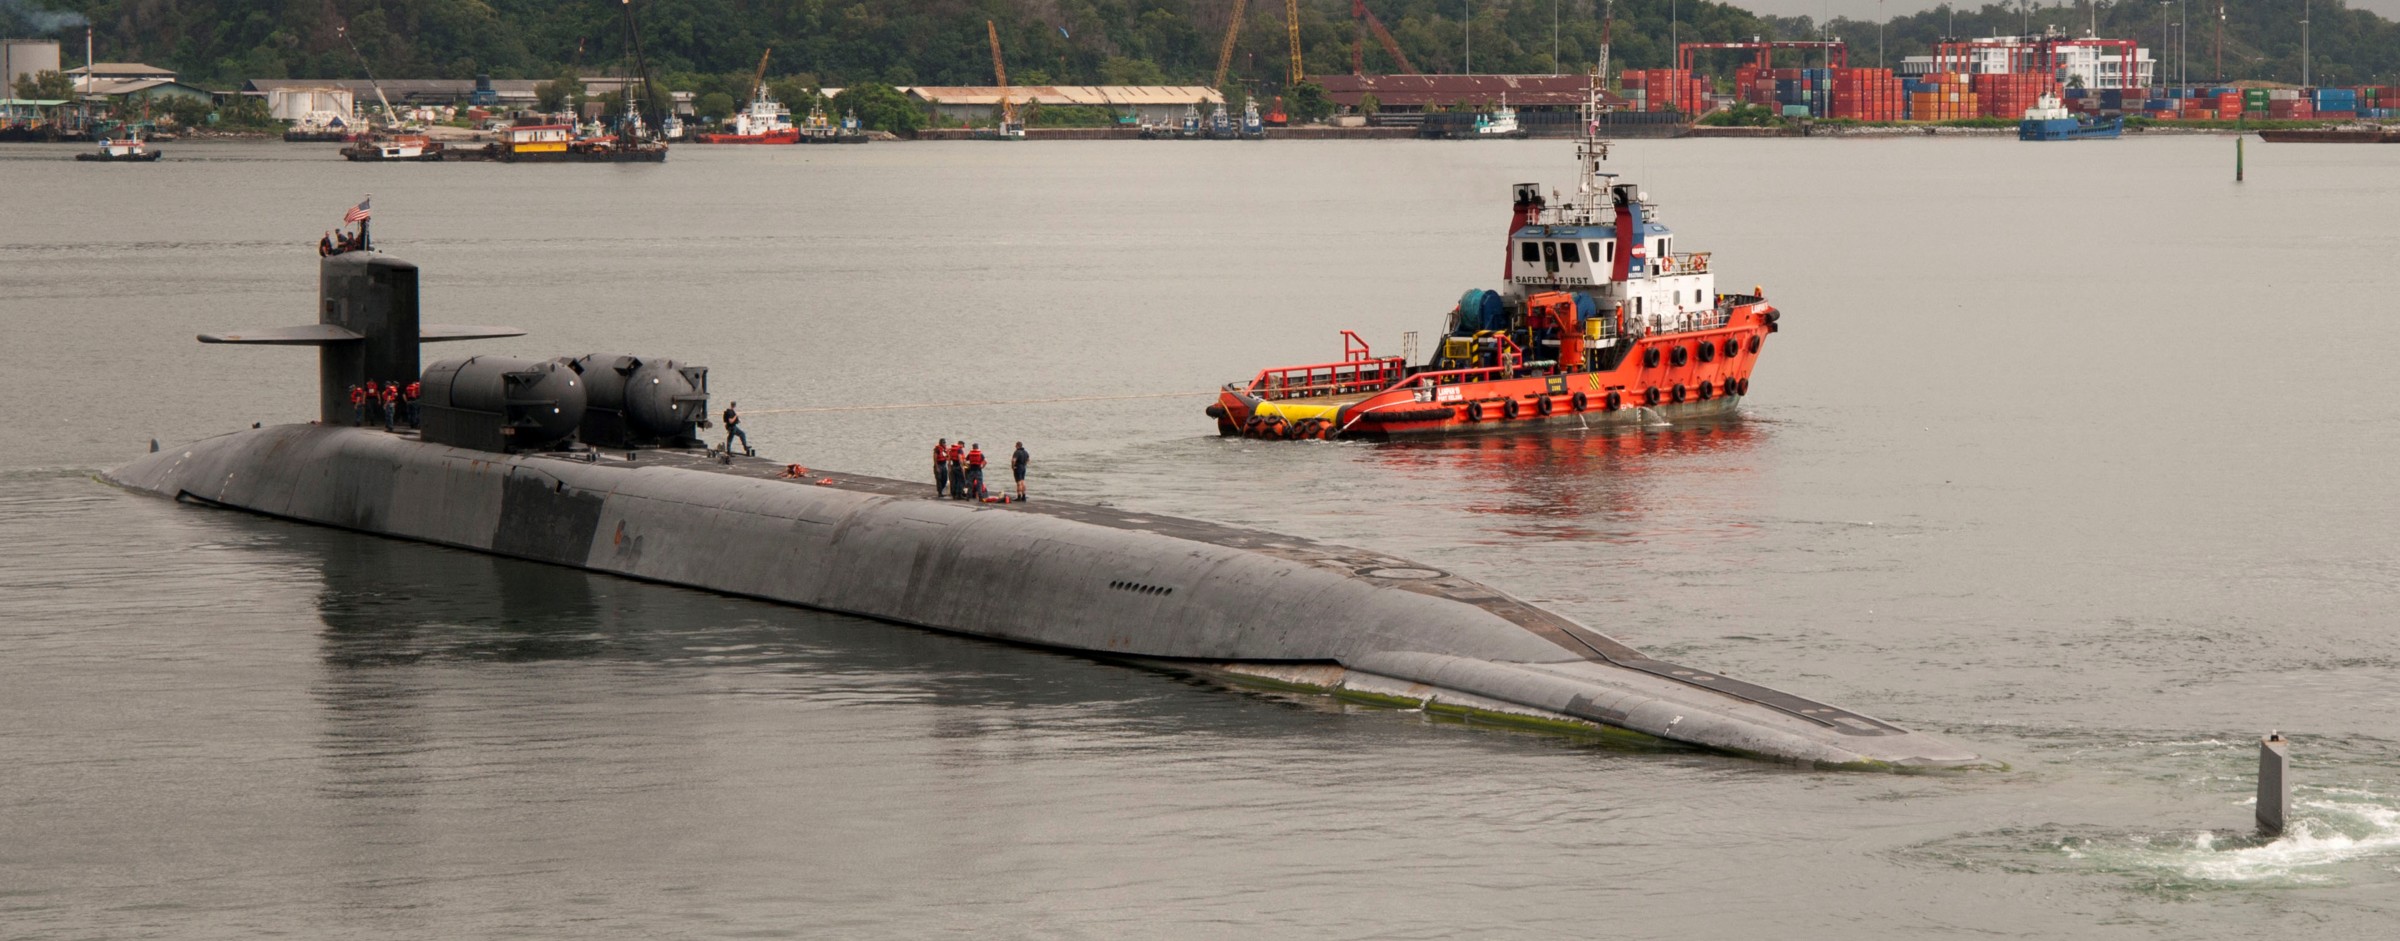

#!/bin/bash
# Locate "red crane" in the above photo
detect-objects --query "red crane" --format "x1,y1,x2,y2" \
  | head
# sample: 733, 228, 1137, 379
1350, 1, 1415, 75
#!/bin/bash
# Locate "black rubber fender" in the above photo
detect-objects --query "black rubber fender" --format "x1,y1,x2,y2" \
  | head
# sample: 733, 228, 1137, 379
1643, 387, 1660, 407
1502, 399, 1520, 420
1747, 335, 1762, 354
1570, 392, 1588, 412
1643, 348, 1661, 368
1671, 384, 1687, 403
1465, 401, 1484, 422
1605, 391, 1622, 411
1671, 346, 1689, 367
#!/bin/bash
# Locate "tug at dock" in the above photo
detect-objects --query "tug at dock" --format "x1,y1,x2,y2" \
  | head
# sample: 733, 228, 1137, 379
1211, 71, 1779, 440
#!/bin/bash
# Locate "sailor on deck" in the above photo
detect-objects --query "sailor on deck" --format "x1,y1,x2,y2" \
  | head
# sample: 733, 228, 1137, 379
933, 438, 950, 496
965, 444, 986, 499
1012, 442, 1029, 499
946, 440, 967, 499
723, 402, 750, 455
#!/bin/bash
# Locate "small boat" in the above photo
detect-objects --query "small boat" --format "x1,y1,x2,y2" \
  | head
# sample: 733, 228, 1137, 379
696, 91, 798, 144
75, 134, 161, 162
1477, 98, 1525, 137
660, 114, 685, 140
798, 98, 838, 143
1177, 105, 1203, 139
2018, 93, 2121, 141
1205, 102, 1238, 139
834, 110, 869, 143
1211, 68, 1780, 440
1239, 99, 1267, 140
340, 132, 444, 161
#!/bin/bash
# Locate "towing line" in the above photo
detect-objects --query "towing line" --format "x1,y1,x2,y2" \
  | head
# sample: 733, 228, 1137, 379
747, 390, 1215, 415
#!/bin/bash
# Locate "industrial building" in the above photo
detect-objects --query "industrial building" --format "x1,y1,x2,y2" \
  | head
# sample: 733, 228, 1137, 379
243, 77, 539, 107
1896, 36, 2157, 89
4, 38, 61, 90
1309, 74, 1624, 115
904, 85, 1220, 125
57, 62, 213, 104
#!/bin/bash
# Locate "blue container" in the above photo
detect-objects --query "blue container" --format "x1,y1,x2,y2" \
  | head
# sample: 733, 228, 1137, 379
2143, 99, 2169, 111
2065, 88, 2086, 99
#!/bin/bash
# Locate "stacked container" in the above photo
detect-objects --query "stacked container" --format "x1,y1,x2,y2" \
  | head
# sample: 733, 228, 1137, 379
2313, 87, 2358, 118
2243, 88, 2271, 116
1771, 68, 1831, 118
1828, 67, 1904, 121
1619, 70, 1705, 115
1733, 66, 1776, 108
1906, 72, 1977, 121
1971, 72, 2061, 119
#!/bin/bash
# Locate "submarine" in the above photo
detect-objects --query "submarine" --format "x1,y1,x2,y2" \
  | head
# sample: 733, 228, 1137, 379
103, 233, 1986, 770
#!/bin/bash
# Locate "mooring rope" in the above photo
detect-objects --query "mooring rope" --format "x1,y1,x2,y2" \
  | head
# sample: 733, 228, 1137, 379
746, 390, 1216, 416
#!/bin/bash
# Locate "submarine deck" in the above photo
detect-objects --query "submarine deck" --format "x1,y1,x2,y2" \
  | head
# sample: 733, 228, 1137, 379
523, 441, 1910, 742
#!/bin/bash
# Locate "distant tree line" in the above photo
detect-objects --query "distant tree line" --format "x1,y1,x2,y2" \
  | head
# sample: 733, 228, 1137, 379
3, 1, 2390, 102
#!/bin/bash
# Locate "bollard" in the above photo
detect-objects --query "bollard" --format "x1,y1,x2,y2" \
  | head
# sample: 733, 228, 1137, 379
2257, 732, 2290, 836
2236, 135, 2245, 183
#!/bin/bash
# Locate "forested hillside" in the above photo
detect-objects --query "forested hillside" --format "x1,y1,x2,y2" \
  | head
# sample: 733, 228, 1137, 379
3, 0, 2391, 92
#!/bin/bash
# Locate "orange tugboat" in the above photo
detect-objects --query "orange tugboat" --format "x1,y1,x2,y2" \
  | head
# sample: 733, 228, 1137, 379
1209, 68, 1781, 440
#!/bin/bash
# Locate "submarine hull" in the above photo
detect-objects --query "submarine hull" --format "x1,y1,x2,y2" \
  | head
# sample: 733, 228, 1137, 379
107, 423, 1985, 769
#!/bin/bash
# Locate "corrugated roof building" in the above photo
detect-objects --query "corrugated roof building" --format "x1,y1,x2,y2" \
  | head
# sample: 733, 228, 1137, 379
905, 85, 1222, 125
1310, 74, 1628, 113
243, 78, 539, 106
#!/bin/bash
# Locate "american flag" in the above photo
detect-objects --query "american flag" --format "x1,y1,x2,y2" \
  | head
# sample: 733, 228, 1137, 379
343, 197, 372, 224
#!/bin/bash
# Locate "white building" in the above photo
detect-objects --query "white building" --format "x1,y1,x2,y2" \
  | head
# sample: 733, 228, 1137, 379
1897, 38, 2156, 90
904, 86, 1221, 125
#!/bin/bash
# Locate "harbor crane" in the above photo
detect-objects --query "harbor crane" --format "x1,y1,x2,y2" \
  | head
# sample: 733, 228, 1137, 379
1213, 0, 1250, 89
987, 20, 1023, 137
1349, 1, 1416, 75
1214, 0, 1308, 89
745, 48, 772, 107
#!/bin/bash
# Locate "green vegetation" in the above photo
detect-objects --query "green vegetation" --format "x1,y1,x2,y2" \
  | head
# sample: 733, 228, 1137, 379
1698, 103, 1782, 126
830, 82, 920, 134
11, 69, 73, 100
3, 0, 2392, 110
1025, 103, 1123, 128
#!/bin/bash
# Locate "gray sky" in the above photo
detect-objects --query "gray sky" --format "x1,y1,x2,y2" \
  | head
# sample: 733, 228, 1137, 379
1734, 0, 2400, 25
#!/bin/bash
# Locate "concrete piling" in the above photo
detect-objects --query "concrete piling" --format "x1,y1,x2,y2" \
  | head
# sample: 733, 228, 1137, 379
2257, 732, 2290, 836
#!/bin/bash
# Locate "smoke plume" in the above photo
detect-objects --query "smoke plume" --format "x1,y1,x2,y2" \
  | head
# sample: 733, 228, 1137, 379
1, 0, 91, 34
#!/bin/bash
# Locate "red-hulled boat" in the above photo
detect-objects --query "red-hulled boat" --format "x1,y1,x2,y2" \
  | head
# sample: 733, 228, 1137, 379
1209, 68, 1782, 440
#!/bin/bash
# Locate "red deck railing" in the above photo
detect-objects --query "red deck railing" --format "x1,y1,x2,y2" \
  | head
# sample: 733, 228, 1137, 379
1244, 331, 1409, 400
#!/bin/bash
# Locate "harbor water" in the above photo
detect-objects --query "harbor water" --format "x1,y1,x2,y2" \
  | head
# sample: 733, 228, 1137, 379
2, 137, 2397, 938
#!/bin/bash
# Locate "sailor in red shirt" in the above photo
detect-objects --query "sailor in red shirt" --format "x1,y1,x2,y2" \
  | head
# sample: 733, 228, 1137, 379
965, 443, 987, 499
933, 438, 950, 497
946, 441, 967, 499
348, 384, 366, 425
379, 382, 400, 430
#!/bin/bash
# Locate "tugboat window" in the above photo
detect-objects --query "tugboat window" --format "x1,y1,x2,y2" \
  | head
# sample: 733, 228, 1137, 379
1560, 242, 1581, 264
1520, 242, 1540, 263
1590, 242, 1604, 261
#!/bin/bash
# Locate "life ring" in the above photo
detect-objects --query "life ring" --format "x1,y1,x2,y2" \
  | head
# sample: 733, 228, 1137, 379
1698, 380, 1714, 400
1671, 384, 1687, 403
1696, 343, 1714, 364
1643, 387, 1660, 407
1605, 391, 1623, 411
1747, 335, 1762, 354
1657, 255, 1675, 274
1722, 338, 1740, 358
1643, 348, 1661, 368
1465, 401, 1484, 422
1671, 346, 1689, 367
1534, 395, 1554, 416
1570, 392, 1588, 412
1502, 399, 1520, 420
